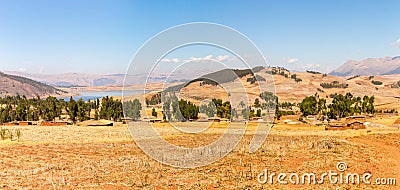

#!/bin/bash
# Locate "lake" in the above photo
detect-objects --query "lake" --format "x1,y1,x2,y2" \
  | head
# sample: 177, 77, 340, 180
59, 90, 146, 101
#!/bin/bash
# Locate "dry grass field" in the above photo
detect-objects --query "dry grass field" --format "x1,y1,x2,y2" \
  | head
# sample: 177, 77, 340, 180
0, 117, 399, 189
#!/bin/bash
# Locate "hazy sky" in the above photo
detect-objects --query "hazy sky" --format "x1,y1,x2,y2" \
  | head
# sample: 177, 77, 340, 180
1, 0, 399, 74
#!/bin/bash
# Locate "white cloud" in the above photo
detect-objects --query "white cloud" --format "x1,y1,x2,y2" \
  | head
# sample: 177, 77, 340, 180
39, 66, 44, 73
158, 58, 180, 63
304, 64, 321, 70
184, 55, 229, 63
159, 55, 230, 64
395, 38, 400, 48
285, 57, 299, 63
216, 55, 229, 62
18, 67, 27, 72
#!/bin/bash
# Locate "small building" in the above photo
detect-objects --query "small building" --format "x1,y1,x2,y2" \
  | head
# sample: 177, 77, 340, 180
221, 118, 231, 122
18, 121, 33, 126
306, 115, 317, 120
232, 119, 247, 122
40, 121, 69, 126
325, 121, 365, 130
250, 117, 262, 121
143, 116, 162, 123
122, 117, 133, 124
349, 121, 365, 129
208, 117, 221, 122
3, 122, 18, 126
149, 118, 162, 123
325, 122, 347, 130
346, 115, 366, 122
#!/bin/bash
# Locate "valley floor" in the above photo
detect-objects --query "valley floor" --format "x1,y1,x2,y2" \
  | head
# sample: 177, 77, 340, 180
0, 119, 399, 189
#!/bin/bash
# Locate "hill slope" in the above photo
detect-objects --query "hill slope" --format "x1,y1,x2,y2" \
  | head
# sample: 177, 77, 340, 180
161, 67, 400, 111
0, 72, 66, 98
330, 56, 400, 76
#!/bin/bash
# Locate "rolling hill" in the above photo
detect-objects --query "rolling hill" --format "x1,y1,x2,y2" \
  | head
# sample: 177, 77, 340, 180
155, 67, 400, 112
0, 72, 66, 98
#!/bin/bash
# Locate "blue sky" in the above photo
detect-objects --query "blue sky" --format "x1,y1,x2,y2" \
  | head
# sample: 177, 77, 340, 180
0, 0, 399, 74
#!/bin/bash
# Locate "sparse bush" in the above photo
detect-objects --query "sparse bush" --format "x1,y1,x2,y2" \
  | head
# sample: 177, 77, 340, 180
0, 128, 20, 141
279, 110, 295, 116
391, 81, 400, 88
9, 130, 14, 141
383, 109, 398, 113
346, 75, 360, 80
0, 128, 6, 140
16, 129, 21, 142
146, 92, 161, 105
371, 80, 383, 85
306, 70, 321, 74
320, 81, 348, 89
246, 75, 265, 84
295, 78, 302, 83
151, 108, 157, 117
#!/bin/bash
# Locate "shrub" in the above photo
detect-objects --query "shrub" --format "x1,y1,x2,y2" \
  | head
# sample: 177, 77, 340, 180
0, 128, 6, 140
280, 110, 295, 116
295, 78, 302, 83
16, 129, 21, 142
346, 75, 360, 80
391, 81, 400, 88
306, 70, 321, 74
9, 130, 14, 141
320, 81, 348, 88
247, 75, 266, 84
371, 80, 383, 85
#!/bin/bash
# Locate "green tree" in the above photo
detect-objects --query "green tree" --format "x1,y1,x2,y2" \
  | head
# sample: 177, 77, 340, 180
94, 109, 99, 120
124, 99, 142, 121
77, 98, 89, 121
256, 109, 262, 117
178, 99, 199, 120
199, 101, 216, 118
299, 96, 318, 116
67, 97, 78, 123
242, 107, 250, 120
152, 108, 157, 117
254, 98, 260, 108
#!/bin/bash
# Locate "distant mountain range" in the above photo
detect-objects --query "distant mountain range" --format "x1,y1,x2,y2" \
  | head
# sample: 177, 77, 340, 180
4, 71, 127, 87
0, 72, 65, 98
4, 65, 223, 87
330, 56, 400, 76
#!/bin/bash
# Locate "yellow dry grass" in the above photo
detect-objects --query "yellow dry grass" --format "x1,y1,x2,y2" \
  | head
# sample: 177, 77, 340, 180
0, 118, 399, 189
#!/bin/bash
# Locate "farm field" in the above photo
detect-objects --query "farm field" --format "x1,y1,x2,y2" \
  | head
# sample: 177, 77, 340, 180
0, 118, 399, 189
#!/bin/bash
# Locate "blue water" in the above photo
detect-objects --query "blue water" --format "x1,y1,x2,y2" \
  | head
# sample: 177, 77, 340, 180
59, 90, 145, 102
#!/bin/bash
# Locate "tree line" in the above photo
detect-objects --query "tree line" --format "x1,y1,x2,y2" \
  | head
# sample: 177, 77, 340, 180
162, 96, 199, 121
300, 92, 375, 119
0, 95, 142, 124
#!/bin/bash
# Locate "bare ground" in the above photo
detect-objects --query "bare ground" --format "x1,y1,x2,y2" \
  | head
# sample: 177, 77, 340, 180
0, 121, 399, 189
